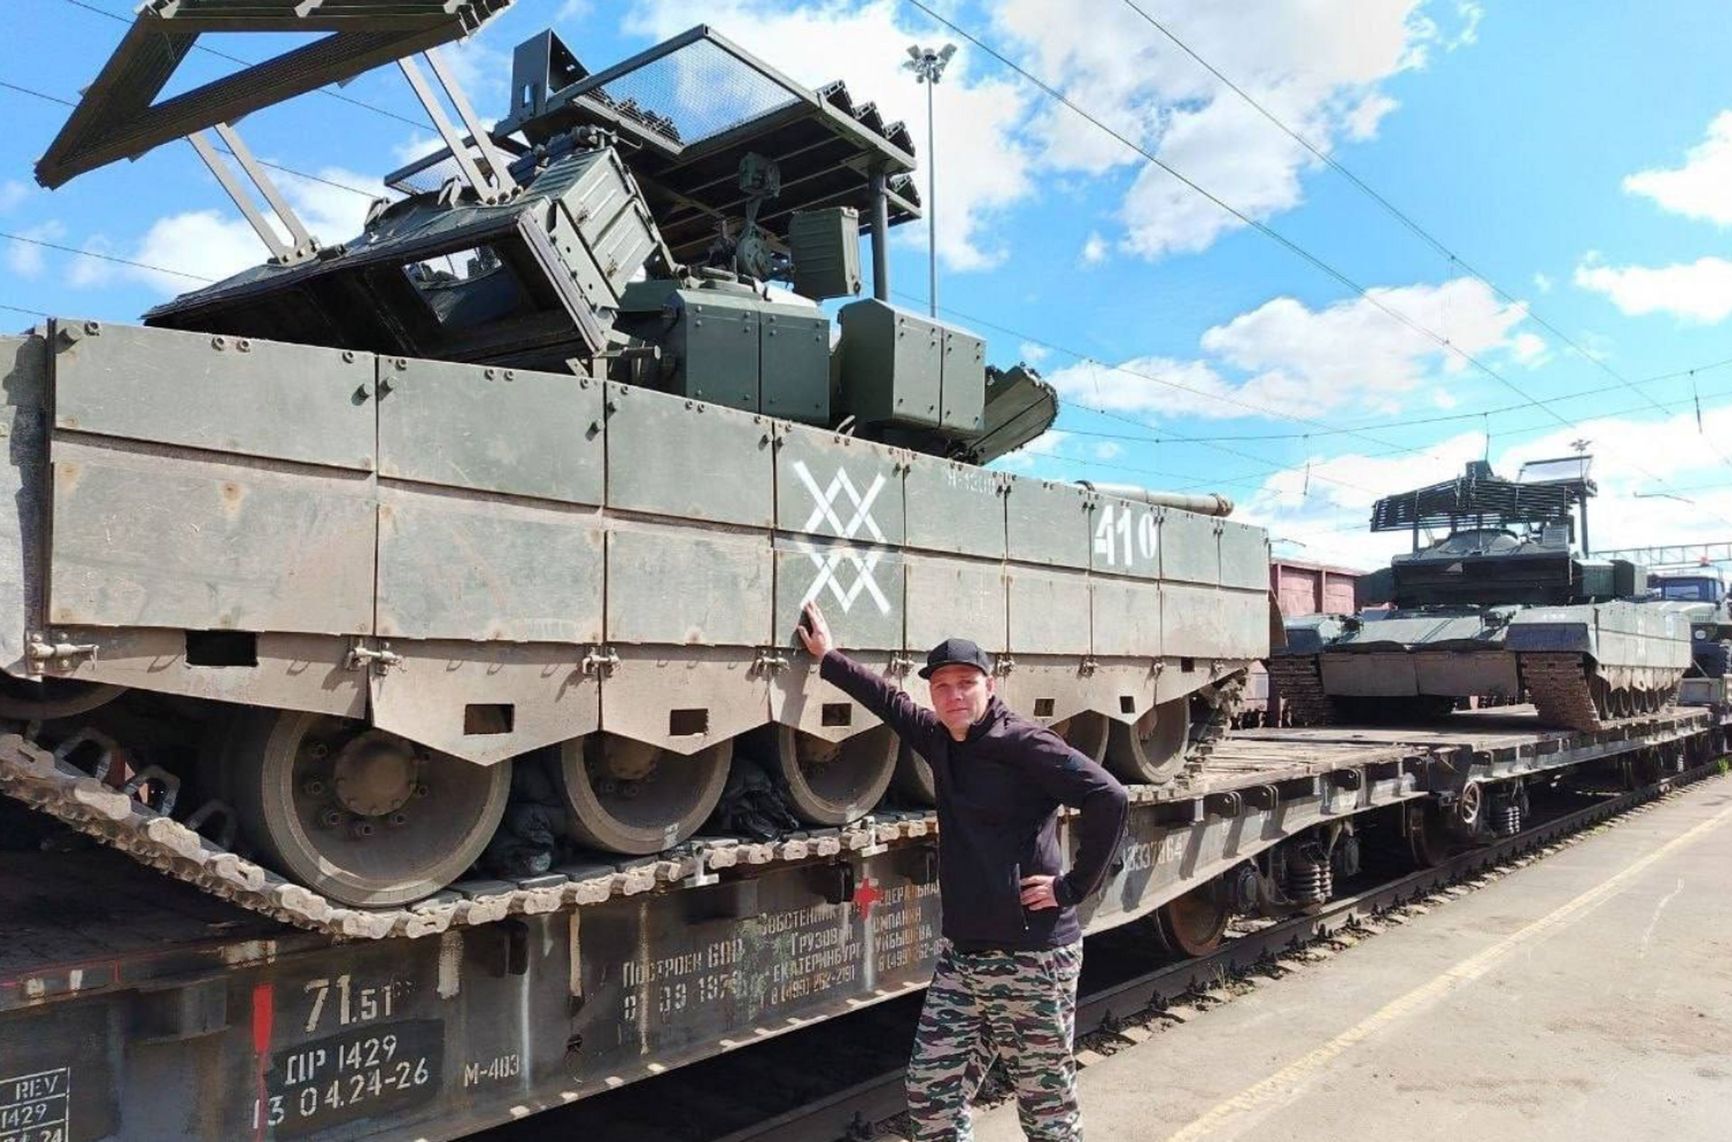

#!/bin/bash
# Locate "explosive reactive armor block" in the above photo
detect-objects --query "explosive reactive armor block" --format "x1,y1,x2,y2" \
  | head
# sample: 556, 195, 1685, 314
833, 300, 985, 434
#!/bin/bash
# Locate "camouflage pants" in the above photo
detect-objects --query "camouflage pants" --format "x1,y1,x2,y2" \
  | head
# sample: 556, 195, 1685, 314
906, 939, 1083, 1142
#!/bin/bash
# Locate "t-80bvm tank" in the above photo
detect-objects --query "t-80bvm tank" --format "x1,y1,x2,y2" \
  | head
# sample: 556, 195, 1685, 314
1272, 458, 1691, 730
6, 0, 1267, 912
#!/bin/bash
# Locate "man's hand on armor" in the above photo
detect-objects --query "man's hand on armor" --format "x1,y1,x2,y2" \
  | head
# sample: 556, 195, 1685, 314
798, 601, 835, 658
1020, 874, 1060, 910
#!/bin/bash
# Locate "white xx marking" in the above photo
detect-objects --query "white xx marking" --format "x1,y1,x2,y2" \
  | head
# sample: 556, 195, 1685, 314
791, 460, 892, 615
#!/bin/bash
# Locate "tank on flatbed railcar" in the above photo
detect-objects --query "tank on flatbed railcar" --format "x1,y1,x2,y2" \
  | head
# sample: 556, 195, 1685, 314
3, 0, 1267, 909
1271, 457, 1692, 729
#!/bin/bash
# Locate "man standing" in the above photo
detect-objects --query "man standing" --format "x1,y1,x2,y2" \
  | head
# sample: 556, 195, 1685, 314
797, 601, 1129, 1142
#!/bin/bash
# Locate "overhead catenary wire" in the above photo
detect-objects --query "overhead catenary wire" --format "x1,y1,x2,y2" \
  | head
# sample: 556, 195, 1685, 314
1055, 355, 1732, 447
896, 0, 1732, 529
0, 230, 212, 283
895, 283, 1732, 501
1113, 0, 1732, 476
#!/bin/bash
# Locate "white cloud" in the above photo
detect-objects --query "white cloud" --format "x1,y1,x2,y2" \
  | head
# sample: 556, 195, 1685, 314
1574, 254, 1732, 324
624, 0, 1033, 271
76, 165, 387, 295
996, 0, 1444, 260
1233, 430, 1487, 570
5, 221, 66, 279
1623, 111, 1732, 226
994, 428, 1072, 471
1344, 93, 1399, 141
0, 181, 30, 215
66, 235, 117, 289
1532, 271, 1553, 293
433, 33, 515, 111
1093, 441, 1122, 460
1045, 276, 1532, 419
1431, 388, 1458, 409
127, 211, 267, 292
390, 134, 445, 168
1079, 232, 1108, 266
1447, 1, 1484, 49
1510, 331, 1548, 365
1017, 340, 1052, 364
556, 0, 593, 22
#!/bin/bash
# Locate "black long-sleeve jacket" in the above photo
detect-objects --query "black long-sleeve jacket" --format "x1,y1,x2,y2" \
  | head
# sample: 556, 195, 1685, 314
820, 650, 1130, 951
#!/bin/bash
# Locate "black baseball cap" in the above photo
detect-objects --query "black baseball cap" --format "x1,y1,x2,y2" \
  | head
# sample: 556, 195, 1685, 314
918, 637, 993, 680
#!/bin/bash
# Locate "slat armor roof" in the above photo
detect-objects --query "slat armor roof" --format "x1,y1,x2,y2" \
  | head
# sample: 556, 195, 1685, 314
495, 26, 922, 265
1370, 458, 1595, 533
36, 0, 511, 189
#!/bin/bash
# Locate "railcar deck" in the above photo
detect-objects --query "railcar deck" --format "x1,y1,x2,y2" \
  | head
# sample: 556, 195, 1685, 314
0, 704, 1721, 1141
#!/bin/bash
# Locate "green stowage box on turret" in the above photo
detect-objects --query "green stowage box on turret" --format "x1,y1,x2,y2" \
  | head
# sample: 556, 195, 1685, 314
1271, 457, 1693, 731
7, 5, 1269, 911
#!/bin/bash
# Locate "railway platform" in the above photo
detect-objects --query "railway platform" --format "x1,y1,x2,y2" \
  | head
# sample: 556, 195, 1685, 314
971, 773, 1732, 1141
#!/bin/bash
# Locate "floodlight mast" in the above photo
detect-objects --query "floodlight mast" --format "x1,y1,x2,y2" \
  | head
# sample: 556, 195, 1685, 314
903, 42, 955, 318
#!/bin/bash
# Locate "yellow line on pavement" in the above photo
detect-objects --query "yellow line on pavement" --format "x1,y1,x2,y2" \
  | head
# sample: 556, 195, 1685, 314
1166, 790, 1732, 1142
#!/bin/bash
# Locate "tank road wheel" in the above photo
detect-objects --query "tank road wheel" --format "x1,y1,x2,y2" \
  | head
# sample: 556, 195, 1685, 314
0, 674, 124, 722
1147, 879, 1231, 957
1050, 711, 1110, 764
1106, 697, 1190, 785
765, 723, 897, 825
1591, 677, 1613, 722
891, 740, 936, 806
557, 734, 731, 854
228, 711, 510, 908
1611, 687, 1634, 719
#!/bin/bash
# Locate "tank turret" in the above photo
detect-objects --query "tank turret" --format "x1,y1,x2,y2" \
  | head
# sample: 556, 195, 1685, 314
131, 23, 1053, 465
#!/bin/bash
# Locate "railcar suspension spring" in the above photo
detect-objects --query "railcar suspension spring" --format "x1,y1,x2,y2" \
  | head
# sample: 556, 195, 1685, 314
1493, 802, 1522, 837
1285, 851, 1332, 905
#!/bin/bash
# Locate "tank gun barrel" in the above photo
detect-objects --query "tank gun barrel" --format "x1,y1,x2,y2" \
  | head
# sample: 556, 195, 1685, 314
1076, 482, 1234, 517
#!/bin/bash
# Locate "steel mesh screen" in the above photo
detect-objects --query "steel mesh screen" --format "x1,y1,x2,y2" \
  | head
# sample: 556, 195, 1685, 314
584, 37, 802, 145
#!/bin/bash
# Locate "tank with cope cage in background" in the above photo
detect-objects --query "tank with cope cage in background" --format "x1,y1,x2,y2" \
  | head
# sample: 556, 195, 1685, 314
5, 0, 1267, 911
1271, 457, 1692, 730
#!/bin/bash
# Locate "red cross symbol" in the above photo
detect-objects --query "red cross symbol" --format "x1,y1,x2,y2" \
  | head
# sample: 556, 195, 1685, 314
852, 877, 882, 919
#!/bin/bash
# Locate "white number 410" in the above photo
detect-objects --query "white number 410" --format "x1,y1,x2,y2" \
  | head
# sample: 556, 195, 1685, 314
1093, 503, 1157, 569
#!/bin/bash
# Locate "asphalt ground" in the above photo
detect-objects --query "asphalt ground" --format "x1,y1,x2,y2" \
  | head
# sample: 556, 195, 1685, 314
970, 773, 1732, 1142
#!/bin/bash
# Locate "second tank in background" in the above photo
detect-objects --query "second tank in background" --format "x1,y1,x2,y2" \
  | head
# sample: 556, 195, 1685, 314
1272, 457, 1692, 730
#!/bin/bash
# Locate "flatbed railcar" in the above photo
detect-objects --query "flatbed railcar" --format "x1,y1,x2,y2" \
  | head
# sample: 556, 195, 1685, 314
1, 704, 1719, 1142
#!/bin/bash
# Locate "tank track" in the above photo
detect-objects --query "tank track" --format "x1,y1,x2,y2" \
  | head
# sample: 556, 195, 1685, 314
1182, 674, 1244, 776
1519, 653, 1604, 732
1264, 655, 1337, 726
0, 730, 938, 940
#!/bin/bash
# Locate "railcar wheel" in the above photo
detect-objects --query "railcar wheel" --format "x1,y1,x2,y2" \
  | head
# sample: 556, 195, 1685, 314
1051, 711, 1110, 763
891, 740, 936, 805
228, 710, 510, 908
557, 734, 732, 854
763, 723, 897, 825
1106, 698, 1190, 784
1407, 803, 1454, 868
0, 674, 124, 721
1148, 880, 1231, 957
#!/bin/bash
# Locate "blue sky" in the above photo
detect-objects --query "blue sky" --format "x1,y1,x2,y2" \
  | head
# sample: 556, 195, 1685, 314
6, 0, 1732, 571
